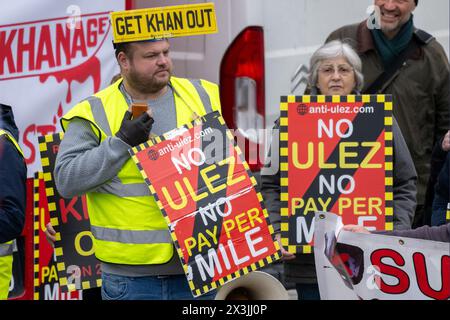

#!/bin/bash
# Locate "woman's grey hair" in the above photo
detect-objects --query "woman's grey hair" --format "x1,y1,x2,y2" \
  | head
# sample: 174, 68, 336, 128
308, 40, 364, 94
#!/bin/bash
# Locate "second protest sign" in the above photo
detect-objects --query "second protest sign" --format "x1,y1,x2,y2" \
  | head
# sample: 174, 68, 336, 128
280, 95, 393, 253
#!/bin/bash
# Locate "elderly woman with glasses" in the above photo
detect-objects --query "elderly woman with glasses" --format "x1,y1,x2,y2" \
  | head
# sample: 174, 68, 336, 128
261, 40, 417, 300
308, 40, 364, 96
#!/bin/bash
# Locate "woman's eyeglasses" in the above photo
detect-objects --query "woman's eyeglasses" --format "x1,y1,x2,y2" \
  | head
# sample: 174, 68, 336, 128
319, 64, 354, 77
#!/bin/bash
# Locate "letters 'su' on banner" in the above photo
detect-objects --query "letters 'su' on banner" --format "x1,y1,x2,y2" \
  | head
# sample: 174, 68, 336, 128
111, 2, 218, 44
130, 112, 280, 297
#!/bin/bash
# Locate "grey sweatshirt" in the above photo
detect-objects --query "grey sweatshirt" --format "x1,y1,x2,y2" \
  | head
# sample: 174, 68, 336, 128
54, 86, 184, 276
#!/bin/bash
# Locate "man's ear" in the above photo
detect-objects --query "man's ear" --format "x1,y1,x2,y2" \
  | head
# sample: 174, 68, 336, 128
117, 52, 130, 71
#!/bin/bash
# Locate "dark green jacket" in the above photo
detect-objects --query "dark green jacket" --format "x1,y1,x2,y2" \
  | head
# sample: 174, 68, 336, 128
327, 21, 450, 206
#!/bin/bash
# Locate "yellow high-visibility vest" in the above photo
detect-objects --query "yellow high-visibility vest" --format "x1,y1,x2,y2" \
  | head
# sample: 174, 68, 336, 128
61, 77, 221, 265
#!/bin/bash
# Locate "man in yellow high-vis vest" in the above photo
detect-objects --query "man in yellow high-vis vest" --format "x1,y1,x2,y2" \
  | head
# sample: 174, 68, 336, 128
0, 104, 26, 300
52, 37, 221, 300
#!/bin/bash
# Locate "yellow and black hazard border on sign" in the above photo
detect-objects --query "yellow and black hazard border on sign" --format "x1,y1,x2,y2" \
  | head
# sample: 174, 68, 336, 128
38, 133, 100, 293
111, 2, 217, 44
33, 172, 42, 300
33, 171, 62, 300
280, 95, 394, 254
33, 171, 59, 300
130, 111, 281, 297
32, 171, 83, 300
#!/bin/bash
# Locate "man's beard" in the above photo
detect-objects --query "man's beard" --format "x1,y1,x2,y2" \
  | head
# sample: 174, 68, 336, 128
128, 68, 171, 94
379, 13, 411, 36
381, 22, 401, 35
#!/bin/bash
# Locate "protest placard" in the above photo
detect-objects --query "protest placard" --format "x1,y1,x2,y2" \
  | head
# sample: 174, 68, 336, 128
130, 111, 280, 297
111, 3, 217, 44
280, 95, 393, 253
38, 133, 100, 292
33, 172, 83, 300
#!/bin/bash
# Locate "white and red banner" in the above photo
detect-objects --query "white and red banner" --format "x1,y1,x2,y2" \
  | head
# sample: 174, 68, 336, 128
315, 212, 450, 300
0, 0, 125, 176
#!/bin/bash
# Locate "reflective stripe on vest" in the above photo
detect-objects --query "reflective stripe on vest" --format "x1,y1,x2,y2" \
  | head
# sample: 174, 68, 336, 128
0, 242, 13, 257
87, 96, 112, 136
91, 226, 172, 244
93, 176, 149, 197
0, 129, 24, 158
0, 241, 13, 300
188, 79, 213, 114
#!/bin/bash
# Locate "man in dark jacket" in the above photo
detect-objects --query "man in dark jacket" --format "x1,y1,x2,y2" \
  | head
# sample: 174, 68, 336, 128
326, 0, 450, 228
0, 104, 26, 299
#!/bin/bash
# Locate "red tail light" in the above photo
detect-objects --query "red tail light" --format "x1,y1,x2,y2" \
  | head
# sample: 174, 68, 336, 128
220, 26, 265, 172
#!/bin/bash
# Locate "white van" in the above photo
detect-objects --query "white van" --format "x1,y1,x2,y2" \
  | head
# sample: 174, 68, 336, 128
131, 0, 449, 174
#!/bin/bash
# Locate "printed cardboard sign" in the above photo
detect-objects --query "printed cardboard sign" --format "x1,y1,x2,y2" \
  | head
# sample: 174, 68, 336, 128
315, 212, 450, 300
111, 3, 217, 44
280, 95, 393, 254
130, 111, 280, 297
38, 133, 100, 292
33, 173, 83, 300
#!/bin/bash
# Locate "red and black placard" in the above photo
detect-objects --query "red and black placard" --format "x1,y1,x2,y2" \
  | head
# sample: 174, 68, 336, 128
38, 133, 100, 293
279, 95, 393, 254
130, 111, 281, 297
33, 172, 83, 300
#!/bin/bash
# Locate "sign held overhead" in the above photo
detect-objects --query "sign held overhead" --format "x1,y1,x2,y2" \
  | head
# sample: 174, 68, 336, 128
111, 3, 217, 44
